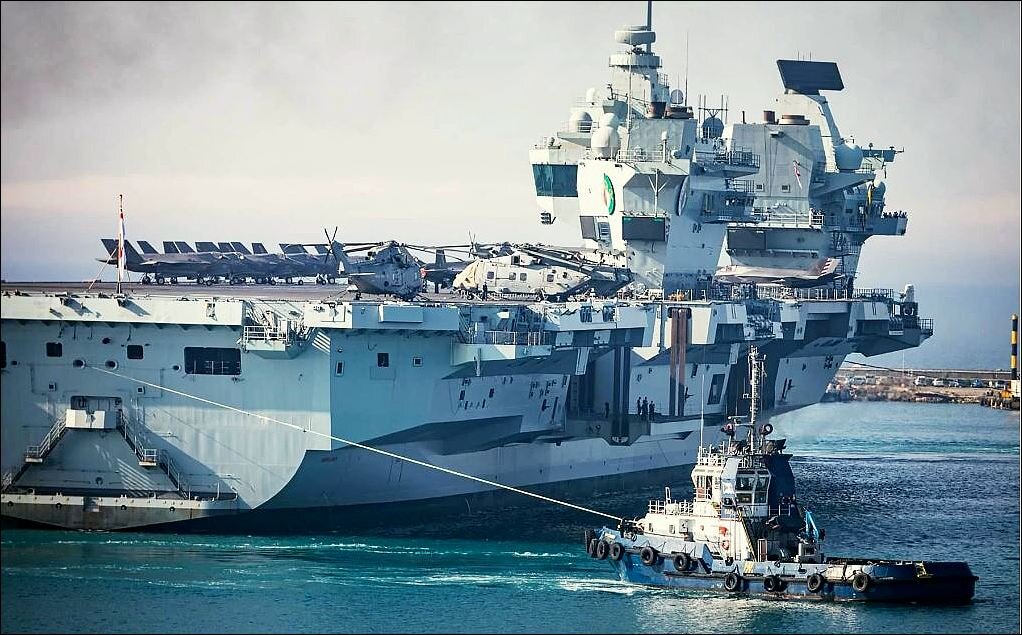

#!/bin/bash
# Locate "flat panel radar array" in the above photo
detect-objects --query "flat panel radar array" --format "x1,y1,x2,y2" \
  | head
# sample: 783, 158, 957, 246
776, 60, 844, 94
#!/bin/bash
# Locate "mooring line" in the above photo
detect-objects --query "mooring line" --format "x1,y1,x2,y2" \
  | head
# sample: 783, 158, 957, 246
90, 365, 623, 522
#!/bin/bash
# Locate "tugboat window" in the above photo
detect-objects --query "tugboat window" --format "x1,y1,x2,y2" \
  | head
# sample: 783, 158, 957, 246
183, 347, 241, 375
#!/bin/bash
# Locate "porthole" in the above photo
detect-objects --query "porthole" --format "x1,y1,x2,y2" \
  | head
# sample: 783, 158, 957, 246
105, 360, 118, 369
72, 359, 86, 369
102, 337, 112, 344
172, 364, 181, 371
120, 505, 127, 511
169, 506, 176, 512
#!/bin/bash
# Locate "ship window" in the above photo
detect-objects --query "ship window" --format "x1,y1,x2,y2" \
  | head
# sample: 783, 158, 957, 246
755, 183, 764, 191
377, 353, 389, 368
489, 388, 495, 398
532, 164, 578, 197
546, 274, 555, 283
520, 273, 527, 281
46, 342, 63, 358
335, 361, 344, 376
183, 347, 241, 376
670, 525, 675, 534
127, 345, 144, 360
781, 184, 791, 193
486, 271, 495, 280
690, 363, 697, 378
412, 356, 423, 367
707, 373, 725, 404
737, 493, 753, 504
541, 398, 548, 411
0, 341, 5, 368
459, 390, 465, 401
754, 491, 767, 504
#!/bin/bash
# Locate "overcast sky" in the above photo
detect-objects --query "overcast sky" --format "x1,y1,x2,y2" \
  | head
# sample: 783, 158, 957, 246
2, 1, 1019, 367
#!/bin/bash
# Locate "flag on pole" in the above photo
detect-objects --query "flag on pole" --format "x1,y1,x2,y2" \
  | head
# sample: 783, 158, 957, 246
117, 194, 126, 284
792, 160, 803, 190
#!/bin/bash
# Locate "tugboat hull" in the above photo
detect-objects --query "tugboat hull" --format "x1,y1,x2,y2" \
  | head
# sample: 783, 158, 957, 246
591, 528, 977, 604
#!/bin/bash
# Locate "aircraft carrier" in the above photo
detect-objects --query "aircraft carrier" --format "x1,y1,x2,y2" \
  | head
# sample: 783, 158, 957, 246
0, 7, 931, 531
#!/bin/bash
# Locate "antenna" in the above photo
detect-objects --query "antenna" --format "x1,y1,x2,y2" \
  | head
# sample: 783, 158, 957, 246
646, 0, 653, 53
684, 31, 689, 106
116, 194, 125, 294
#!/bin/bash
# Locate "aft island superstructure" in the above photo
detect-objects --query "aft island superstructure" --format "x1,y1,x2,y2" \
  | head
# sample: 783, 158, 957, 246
0, 7, 931, 530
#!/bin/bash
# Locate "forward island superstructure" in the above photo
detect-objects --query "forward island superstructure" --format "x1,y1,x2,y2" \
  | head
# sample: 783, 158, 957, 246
0, 6, 930, 530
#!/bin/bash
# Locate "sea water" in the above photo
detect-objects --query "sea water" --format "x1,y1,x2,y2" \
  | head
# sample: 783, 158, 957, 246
2, 402, 1019, 633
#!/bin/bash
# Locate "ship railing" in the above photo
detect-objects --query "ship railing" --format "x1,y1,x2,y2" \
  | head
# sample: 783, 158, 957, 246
648, 499, 693, 515
706, 148, 760, 168
242, 325, 294, 345
1, 470, 13, 492
559, 120, 602, 135
745, 208, 825, 228
616, 148, 668, 163
478, 330, 551, 346
917, 318, 934, 335
24, 415, 67, 463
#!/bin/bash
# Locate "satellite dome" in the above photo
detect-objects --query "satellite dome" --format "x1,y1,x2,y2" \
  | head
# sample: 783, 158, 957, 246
569, 110, 594, 133
834, 140, 864, 171
591, 113, 621, 158
701, 115, 723, 139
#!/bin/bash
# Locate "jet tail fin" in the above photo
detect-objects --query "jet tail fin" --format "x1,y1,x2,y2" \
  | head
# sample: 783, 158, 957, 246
435, 249, 447, 268
162, 241, 180, 254
138, 240, 158, 255
100, 238, 142, 264
252, 243, 268, 254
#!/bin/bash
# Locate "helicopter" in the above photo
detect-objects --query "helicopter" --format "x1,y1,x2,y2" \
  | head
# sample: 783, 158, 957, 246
452, 243, 632, 301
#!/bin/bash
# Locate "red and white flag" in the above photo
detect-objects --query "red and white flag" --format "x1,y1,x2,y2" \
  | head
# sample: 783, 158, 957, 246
117, 195, 126, 283
792, 160, 803, 190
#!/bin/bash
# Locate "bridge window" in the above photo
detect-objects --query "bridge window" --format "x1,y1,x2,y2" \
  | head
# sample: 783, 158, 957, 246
532, 164, 578, 197
707, 373, 725, 404
183, 347, 241, 375
46, 342, 63, 357
377, 353, 390, 368
127, 345, 144, 360
335, 361, 344, 376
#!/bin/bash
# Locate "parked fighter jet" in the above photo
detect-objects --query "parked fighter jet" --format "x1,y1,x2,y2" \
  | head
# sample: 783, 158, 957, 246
99, 239, 234, 284
714, 257, 841, 288
452, 244, 632, 301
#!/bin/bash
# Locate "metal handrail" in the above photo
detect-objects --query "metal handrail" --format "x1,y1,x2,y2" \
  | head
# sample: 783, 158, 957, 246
24, 416, 66, 461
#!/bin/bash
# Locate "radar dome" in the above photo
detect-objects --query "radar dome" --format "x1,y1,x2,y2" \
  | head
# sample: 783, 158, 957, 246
701, 115, 723, 139
569, 110, 593, 133
614, 26, 656, 47
591, 113, 621, 158
584, 87, 598, 103
835, 140, 864, 171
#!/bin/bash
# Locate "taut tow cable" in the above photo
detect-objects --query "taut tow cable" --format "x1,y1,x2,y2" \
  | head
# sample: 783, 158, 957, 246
89, 365, 623, 523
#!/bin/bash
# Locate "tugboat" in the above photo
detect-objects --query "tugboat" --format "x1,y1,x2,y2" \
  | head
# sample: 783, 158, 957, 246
585, 347, 977, 603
